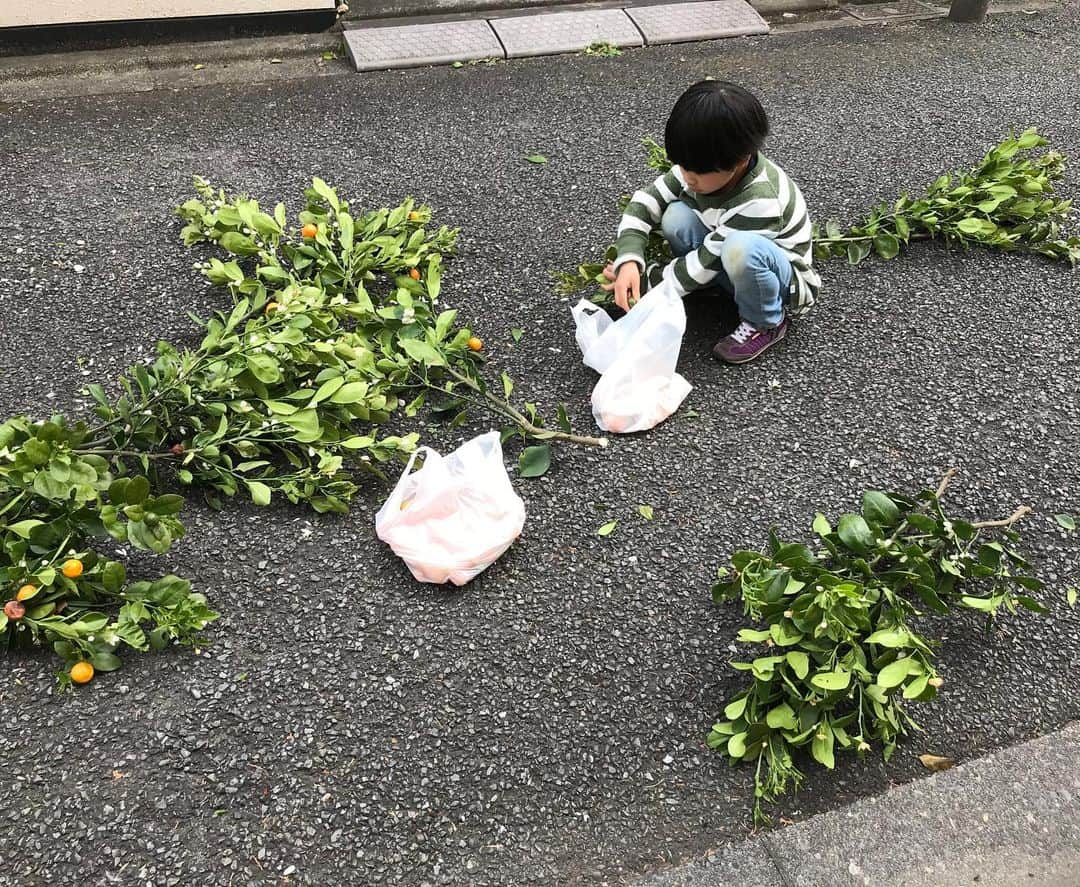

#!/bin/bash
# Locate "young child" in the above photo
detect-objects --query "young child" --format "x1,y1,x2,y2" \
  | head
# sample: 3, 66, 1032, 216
602, 80, 820, 364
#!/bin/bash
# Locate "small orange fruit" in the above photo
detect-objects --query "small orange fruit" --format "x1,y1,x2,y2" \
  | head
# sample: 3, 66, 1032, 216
69, 661, 94, 685
265, 301, 279, 315
407, 211, 420, 221
301, 223, 318, 238
170, 443, 185, 456
467, 337, 483, 352
4, 599, 25, 621
16, 584, 37, 602
408, 268, 421, 281
61, 559, 83, 579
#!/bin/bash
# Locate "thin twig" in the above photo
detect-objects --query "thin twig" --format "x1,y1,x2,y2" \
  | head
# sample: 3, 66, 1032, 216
439, 366, 609, 448
935, 467, 959, 500
970, 506, 1031, 530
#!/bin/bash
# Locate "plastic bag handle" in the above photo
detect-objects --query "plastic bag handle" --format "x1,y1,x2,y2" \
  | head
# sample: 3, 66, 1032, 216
383, 446, 432, 513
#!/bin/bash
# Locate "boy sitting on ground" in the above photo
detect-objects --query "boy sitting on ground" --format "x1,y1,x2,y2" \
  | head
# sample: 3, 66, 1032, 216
602, 80, 820, 364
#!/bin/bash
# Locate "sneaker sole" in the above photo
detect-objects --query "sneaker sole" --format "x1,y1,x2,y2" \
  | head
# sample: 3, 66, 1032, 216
713, 325, 788, 364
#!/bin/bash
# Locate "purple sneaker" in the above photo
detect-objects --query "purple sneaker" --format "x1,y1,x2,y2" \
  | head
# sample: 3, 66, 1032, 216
713, 318, 790, 364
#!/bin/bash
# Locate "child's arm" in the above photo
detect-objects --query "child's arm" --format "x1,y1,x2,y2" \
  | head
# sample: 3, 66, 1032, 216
609, 169, 686, 309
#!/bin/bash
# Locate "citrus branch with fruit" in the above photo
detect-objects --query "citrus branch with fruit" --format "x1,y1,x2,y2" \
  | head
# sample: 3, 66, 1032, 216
2, 176, 606, 687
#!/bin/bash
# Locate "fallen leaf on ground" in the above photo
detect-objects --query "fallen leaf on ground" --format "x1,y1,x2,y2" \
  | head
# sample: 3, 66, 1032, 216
598, 520, 617, 537
918, 753, 956, 772
525, 154, 548, 164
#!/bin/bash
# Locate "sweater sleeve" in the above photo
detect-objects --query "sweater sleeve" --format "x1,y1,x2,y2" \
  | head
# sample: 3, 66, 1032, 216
612, 168, 686, 272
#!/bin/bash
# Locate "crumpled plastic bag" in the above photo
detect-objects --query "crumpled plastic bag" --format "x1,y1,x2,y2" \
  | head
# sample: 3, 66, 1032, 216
572, 280, 692, 433
374, 431, 526, 586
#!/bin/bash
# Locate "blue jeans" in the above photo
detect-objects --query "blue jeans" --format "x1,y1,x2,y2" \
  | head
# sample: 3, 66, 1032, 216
661, 201, 793, 329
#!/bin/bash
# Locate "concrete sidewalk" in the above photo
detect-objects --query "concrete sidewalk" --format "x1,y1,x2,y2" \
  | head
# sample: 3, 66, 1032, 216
641, 722, 1080, 887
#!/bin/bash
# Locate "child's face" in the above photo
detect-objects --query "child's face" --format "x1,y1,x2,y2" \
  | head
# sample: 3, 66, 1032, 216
681, 161, 748, 195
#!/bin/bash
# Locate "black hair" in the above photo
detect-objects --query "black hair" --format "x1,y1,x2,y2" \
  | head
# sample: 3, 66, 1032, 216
664, 81, 770, 173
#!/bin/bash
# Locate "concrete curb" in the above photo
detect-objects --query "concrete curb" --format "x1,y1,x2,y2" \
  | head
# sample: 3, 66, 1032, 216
637, 721, 1080, 887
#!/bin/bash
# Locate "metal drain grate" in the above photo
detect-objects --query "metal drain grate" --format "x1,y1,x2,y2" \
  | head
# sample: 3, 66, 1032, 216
841, 0, 945, 21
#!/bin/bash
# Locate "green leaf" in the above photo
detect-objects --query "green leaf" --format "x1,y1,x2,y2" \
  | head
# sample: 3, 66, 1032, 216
311, 176, 341, 212
1067, 588, 1078, 609
961, 595, 999, 613
736, 628, 772, 643
724, 696, 747, 720
810, 669, 851, 691
124, 476, 151, 505
282, 409, 320, 440
6, 519, 44, 538
510, 328, 524, 342
400, 338, 447, 368
811, 726, 835, 769
501, 372, 514, 401
518, 445, 551, 478
811, 513, 832, 537
246, 353, 281, 384
434, 309, 458, 342
1054, 513, 1076, 531
218, 232, 260, 255
638, 505, 654, 521
246, 481, 272, 506
329, 382, 370, 405
862, 491, 901, 527
556, 403, 572, 433
310, 377, 345, 405
766, 702, 798, 731
865, 629, 909, 648
786, 650, 809, 680
91, 651, 123, 673
846, 241, 872, 264
837, 513, 875, 554
525, 154, 548, 164
877, 657, 917, 689
102, 561, 126, 593
873, 232, 901, 259
597, 520, 617, 537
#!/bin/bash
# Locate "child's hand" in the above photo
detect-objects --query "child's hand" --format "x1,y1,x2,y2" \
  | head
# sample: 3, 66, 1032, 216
601, 262, 641, 312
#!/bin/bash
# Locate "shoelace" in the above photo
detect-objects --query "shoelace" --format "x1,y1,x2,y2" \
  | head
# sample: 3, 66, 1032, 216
729, 321, 760, 344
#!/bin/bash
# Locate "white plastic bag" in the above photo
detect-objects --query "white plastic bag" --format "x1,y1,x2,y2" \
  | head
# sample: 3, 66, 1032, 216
374, 431, 526, 586
571, 280, 692, 433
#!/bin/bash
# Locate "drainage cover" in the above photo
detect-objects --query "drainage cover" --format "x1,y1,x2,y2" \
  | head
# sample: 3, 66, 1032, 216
491, 9, 643, 59
841, 0, 944, 21
626, 0, 769, 45
343, 19, 503, 71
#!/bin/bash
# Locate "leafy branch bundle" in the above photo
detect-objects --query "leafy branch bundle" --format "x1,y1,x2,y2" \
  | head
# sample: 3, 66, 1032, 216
556, 129, 1078, 300
708, 470, 1056, 825
813, 128, 1080, 266
2, 177, 604, 685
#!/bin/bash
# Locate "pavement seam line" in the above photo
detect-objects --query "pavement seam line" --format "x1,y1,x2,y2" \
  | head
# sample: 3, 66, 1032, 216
761, 833, 798, 887
623, 8, 650, 45
484, 17, 510, 60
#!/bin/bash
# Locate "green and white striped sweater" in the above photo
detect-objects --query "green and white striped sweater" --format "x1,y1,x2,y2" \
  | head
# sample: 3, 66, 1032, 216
612, 154, 820, 314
